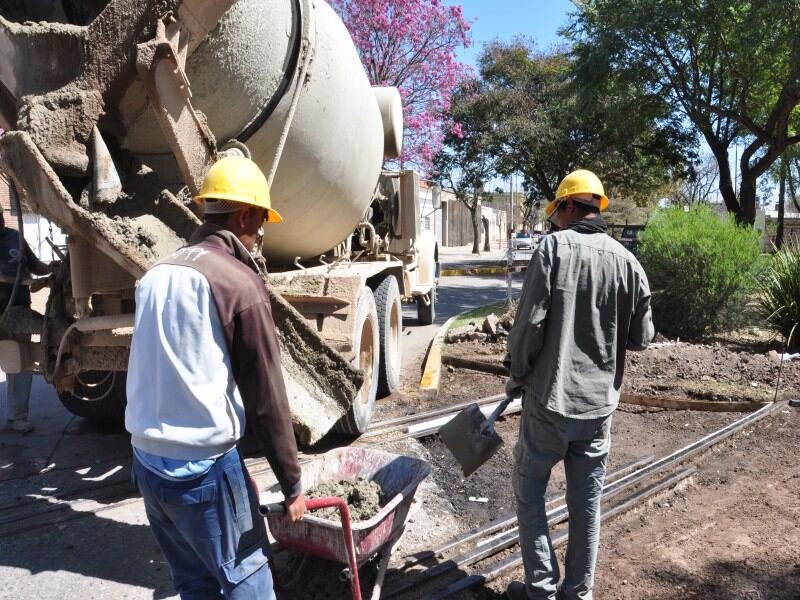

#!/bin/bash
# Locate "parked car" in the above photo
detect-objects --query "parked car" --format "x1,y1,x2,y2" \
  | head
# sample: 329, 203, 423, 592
512, 231, 533, 250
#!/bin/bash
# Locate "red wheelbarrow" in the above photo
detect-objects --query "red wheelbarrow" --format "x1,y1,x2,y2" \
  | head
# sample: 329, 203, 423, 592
259, 447, 431, 600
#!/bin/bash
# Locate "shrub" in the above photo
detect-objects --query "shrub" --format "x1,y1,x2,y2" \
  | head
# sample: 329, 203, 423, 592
758, 241, 800, 350
638, 205, 763, 339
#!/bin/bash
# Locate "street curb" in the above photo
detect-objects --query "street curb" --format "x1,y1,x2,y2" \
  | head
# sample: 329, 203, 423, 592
418, 313, 459, 398
440, 264, 528, 277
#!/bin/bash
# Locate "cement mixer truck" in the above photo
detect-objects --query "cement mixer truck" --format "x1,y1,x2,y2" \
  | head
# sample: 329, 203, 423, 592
0, 0, 439, 443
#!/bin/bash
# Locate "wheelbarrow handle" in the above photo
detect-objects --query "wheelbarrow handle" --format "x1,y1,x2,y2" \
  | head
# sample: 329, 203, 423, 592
258, 496, 353, 517
259, 496, 363, 600
479, 395, 515, 433
260, 502, 287, 516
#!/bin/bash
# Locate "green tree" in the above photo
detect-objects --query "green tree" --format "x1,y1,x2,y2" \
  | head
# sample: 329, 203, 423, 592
434, 79, 498, 254
566, 0, 800, 225
476, 39, 692, 215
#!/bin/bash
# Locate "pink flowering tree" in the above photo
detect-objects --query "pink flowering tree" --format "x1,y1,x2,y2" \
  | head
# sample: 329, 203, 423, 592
331, 0, 472, 175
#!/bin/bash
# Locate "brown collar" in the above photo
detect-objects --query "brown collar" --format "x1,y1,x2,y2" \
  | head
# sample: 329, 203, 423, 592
188, 223, 260, 274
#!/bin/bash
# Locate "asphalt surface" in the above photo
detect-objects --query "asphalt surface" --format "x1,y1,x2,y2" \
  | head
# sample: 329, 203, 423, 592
0, 271, 525, 599
399, 272, 524, 391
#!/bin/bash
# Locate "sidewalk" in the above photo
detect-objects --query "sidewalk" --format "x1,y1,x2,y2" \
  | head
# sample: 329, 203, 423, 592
439, 243, 532, 275
438, 243, 509, 265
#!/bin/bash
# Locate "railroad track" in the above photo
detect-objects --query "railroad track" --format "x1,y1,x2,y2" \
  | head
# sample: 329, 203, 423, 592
382, 400, 780, 599
0, 396, 778, 565
0, 393, 513, 539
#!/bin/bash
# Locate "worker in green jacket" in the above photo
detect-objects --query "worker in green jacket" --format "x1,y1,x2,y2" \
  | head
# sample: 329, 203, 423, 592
505, 170, 654, 600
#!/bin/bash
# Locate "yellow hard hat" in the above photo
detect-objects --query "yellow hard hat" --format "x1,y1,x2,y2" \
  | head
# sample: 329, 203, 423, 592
545, 169, 609, 216
195, 156, 283, 224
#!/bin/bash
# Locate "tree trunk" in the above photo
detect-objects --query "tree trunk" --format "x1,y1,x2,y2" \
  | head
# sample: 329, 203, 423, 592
738, 174, 758, 226
777, 158, 786, 249
482, 216, 490, 252
471, 191, 482, 254
709, 142, 743, 222
739, 138, 786, 227
790, 158, 800, 213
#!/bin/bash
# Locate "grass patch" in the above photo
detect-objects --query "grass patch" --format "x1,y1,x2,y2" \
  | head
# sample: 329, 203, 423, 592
646, 379, 775, 402
448, 302, 506, 332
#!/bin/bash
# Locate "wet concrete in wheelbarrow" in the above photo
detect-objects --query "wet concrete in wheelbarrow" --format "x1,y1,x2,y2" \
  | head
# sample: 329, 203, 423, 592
306, 478, 385, 522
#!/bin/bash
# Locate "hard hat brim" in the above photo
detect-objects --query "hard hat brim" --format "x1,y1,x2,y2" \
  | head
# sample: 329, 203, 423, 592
545, 194, 609, 216
265, 208, 283, 224
195, 193, 283, 224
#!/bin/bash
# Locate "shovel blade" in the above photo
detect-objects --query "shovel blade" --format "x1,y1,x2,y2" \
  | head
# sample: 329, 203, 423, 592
439, 403, 504, 477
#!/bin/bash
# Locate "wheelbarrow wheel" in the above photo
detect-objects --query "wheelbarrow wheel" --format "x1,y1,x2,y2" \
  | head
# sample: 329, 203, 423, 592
335, 287, 379, 435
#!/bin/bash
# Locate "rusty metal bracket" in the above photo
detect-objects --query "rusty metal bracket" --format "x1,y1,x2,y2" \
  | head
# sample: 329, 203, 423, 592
280, 294, 351, 316
136, 19, 218, 196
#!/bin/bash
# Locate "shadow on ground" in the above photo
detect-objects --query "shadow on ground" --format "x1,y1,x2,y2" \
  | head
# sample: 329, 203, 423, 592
646, 561, 800, 600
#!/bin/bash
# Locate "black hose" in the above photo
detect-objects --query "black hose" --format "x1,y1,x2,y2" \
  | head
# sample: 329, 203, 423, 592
3, 178, 24, 317
235, 0, 303, 143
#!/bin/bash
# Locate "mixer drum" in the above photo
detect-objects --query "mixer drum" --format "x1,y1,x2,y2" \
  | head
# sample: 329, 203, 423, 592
122, 0, 386, 264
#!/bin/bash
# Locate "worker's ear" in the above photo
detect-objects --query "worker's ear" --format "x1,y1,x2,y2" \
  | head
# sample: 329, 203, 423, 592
232, 208, 249, 230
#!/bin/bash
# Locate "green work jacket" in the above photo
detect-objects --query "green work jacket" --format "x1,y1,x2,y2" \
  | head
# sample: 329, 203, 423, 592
507, 219, 654, 419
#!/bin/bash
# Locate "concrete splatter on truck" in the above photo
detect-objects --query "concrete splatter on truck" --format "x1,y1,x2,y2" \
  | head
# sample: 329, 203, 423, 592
0, 0, 439, 442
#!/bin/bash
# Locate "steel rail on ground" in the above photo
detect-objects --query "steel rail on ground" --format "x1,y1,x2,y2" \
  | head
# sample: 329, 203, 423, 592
385, 401, 780, 599
0, 401, 779, 545
429, 467, 698, 600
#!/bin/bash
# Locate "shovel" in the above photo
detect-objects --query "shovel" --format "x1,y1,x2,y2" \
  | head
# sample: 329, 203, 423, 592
439, 395, 515, 477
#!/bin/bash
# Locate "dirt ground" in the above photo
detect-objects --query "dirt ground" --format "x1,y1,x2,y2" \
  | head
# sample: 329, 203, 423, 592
442, 331, 800, 405
125, 328, 800, 600
370, 334, 800, 599
426, 402, 799, 600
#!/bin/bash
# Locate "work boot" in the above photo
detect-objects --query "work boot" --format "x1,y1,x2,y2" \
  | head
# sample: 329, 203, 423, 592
506, 580, 533, 600
10, 419, 34, 434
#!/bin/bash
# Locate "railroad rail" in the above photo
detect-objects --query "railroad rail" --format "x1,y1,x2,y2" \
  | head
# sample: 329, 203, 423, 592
0, 392, 512, 538
382, 400, 780, 599
0, 395, 781, 600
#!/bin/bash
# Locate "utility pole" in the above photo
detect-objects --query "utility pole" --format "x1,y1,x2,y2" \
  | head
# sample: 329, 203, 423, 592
506, 173, 514, 307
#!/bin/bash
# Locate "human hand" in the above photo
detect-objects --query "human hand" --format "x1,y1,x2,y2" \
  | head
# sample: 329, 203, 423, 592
505, 375, 524, 398
285, 493, 306, 523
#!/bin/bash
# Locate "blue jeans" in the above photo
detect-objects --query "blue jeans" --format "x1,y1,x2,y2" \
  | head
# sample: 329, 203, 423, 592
132, 448, 275, 600
513, 401, 611, 600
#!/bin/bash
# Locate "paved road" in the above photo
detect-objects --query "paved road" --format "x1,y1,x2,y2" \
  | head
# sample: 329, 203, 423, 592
398, 272, 524, 393
0, 271, 526, 599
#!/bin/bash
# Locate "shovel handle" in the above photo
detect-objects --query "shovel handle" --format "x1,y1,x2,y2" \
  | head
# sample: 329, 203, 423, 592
480, 395, 515, 433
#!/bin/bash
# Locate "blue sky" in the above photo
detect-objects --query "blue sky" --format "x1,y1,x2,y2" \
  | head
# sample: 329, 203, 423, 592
455, 0, 575, 67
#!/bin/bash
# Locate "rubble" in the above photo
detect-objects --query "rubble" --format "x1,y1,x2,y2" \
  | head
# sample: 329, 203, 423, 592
446, 325, 478, 343
482, 313, 500, 336
446, 308, 515, 344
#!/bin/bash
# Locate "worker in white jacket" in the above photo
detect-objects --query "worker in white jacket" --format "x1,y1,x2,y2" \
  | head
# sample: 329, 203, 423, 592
505, 170, 654, 600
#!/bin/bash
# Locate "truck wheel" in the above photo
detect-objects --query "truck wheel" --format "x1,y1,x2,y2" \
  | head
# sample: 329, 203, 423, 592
58, 371, 127, 422
372, 275, 402, 396
335, 287, 379, 435
416, 286, 436, 325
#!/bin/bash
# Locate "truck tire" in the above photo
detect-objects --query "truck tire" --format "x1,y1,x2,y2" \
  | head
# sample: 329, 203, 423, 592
57, 370, 127, 422
372, 275, 402, 396
335, 287, 380, 435
416, 286, 436, 325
